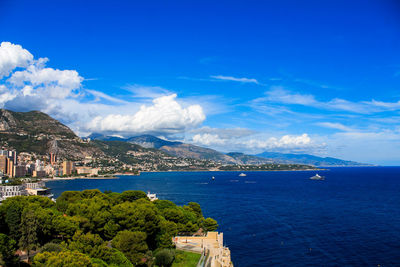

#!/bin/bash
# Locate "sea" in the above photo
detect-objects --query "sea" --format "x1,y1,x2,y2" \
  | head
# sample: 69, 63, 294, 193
46, 167, 400, 267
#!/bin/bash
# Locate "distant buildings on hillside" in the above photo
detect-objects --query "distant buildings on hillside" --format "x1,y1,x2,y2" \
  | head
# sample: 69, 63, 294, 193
0, 149, 99, 179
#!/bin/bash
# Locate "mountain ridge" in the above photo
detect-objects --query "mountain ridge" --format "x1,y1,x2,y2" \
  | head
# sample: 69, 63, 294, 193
256, 151, 372, 167
90, 133, 370, 166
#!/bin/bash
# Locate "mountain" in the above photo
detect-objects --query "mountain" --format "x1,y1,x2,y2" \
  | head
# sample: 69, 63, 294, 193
226, 152, 274, 165
126, 135, 237, 164
127, 135, 182, 148
160, 143, 238, 164
256, 151, 370, 167
0, 109, 104, 159
87, 133, 127, 142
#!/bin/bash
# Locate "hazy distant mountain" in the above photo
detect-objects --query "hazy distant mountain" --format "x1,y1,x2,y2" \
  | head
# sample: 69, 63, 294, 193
88, 133, 370, 166
87, 133, 127, 141
256, 151, 370, 167
128, 135, 237, 164
127, 135, 182, 148
226, 152, 274, 165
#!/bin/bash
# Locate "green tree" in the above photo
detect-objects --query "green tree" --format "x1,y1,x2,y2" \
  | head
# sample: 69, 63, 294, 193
0, 233, 18, 266
119, 191, 148, 202
52, 215, 79, 240
69, 231, 132, 267
41, 242, 65, 253
202, 218, 218, 231
187, 202, 202, 218
111, 200, 159, 237
154, 249, 175, 267
33, 250, 93, 266
103, 220, 120, 239
19, 209, 38, 261
112, 230, 148, 266
56, 191, 82, 212
5, 201, 23, 242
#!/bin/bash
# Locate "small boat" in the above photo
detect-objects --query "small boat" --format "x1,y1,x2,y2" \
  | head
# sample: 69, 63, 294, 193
239, 173, 247, 177
310, 173, 325, 180
212, 176, 215, 180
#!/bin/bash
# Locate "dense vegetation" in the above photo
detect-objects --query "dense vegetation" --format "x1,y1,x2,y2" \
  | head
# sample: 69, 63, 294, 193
0, 190, 218, 266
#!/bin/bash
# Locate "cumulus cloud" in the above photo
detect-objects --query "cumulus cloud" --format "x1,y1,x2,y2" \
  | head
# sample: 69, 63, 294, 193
211, 75, 259, 84
191, 126, 255, 139
0, 42, 207, 137
87, 94, 205, 136
0, 42, 33, 79
7, 59, 83, 99
191, 132, 324, 153
193, 133, 226, 146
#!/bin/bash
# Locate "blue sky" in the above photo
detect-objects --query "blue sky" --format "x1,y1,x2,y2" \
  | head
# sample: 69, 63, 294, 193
0, 0, 400, 164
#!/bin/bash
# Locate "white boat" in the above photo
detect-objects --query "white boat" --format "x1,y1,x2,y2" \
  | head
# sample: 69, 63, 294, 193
212, 176, 215, 180
239, 173, 247, 177
310, 173, 325, 180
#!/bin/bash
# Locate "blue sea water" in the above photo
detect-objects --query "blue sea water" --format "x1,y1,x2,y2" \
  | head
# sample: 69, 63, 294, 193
47, 167, 400, 267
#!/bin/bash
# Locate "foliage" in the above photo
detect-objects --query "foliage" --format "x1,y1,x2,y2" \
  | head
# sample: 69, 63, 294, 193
112, 230, 148, 266
40, 242, 65, 253
119, 190, 148, 202
0, 190, 216, 266
0, 233, 19, 266
154, 249, 175, 267
202, 218, 218, 232
33, 250, 93, 266
19, 209, 39, 259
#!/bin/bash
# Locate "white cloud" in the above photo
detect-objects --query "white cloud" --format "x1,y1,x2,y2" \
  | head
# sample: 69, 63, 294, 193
87, 94, 205, 136
7, 60, 83, 99
264, 86, 317, 105
317, 122, 353, 132
191, 126, 255, 139
86, 89, 128, 104
243, 134, 313, 150
193, 133, 226, 146
260, 87, 400, 114
0, 42, 207, 137
191, 132, 324, 153
123, 84, 172, 98
0, 42, 33, 79
211, 75, 259, 84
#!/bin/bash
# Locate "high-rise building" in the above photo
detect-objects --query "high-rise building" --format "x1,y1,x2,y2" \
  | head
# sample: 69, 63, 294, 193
7, 150, 17, 165
6, 158, 14, 178
62, 161, 74, 176
14, 165, 27, 178
50, 153, 57, 165
0, 155, 7, 174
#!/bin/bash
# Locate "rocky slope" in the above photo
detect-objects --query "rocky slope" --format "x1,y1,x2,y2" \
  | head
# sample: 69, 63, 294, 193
0, 109, 104, 160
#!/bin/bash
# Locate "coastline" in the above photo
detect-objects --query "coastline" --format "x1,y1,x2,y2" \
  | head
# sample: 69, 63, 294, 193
140, 168, 323, 173
41, 169, 323, 182
42, 176, 119, 181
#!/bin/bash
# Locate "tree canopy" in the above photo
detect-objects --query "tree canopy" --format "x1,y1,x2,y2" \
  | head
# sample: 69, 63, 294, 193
0, 189, 217, 266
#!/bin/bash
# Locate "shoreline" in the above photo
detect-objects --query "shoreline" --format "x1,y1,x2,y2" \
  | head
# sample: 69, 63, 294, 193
140, 168, 323, 173
42, 176, 119, 181
41, 169, 323, 182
